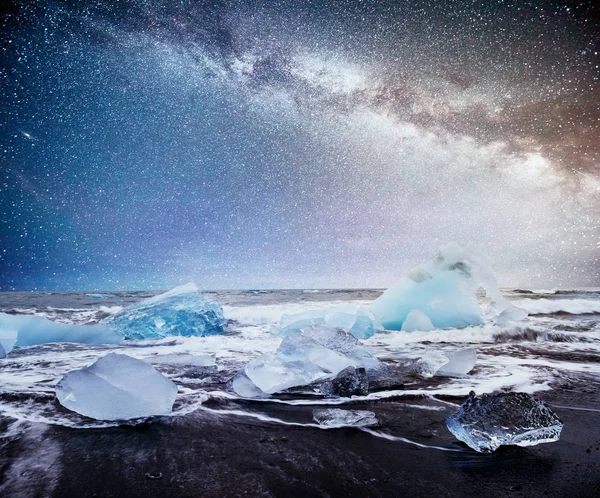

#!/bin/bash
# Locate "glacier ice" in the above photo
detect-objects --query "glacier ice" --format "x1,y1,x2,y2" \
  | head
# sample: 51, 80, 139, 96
229, 370, 269, 398
278, 305, 381, 339
245, 353, 329, 394
401, 309, 434, 332
232, 324, 383, 397
446, 391, 563, 453
435, 348, 477, 376
0, 312, 122, 348
56, 353, 178, 421
416, 348, 476, 378
107, 283, 226, 340
320, 366, 369, 397
313, 408, 378, 428
370, 242, 527, 331
0, 320, 18, 354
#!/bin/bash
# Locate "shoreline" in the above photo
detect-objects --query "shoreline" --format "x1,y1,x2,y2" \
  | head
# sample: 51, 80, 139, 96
1, 378, 599, 497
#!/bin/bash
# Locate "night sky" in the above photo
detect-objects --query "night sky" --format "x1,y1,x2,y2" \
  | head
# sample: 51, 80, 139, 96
1, 0, 599, 291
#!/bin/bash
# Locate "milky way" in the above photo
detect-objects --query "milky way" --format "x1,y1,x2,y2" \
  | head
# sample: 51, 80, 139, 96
1, 0, 599, 291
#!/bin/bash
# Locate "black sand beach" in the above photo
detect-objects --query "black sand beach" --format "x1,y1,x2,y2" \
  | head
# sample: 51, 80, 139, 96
2, 376, 598, 498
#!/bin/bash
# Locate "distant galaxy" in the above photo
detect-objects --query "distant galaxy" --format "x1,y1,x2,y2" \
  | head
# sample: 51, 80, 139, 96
1, 0, 599, 291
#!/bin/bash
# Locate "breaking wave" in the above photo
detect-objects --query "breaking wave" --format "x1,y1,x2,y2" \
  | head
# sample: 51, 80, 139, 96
514, 298, 600, 315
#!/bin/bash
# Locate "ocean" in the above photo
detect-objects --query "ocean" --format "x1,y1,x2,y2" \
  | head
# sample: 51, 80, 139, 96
0, 288, 598, 432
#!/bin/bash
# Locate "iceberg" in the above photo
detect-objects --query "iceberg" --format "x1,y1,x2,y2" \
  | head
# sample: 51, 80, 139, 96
0, 342, 5, 359
106, 283, 226, 340
313, 408, 378, 428
232, 325, 383, 397
446, 391, 563, 453
278, 305, 381, 339
56, 353, 178, 421
0, 320, 18, 354
401, 309, 434, 332
0, 313, 122, 349
416, 348, 476, 378
370, 242, 526, 331
320, 366, 369, 397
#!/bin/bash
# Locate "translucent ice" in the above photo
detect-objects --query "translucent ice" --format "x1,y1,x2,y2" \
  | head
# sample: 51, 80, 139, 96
436, 348, 477, 376
417, 348, 476, 378
232, 325, 383, 396
278, 305, 381, 339
56, 353, 178, 421
313, 408, 378, 428
0, 320, 18, 354
401, 309, 434, 332
277, 333, 355, 373
370, 242, 527, 330
229, 370, 269, 398
0, 312, 122, 348
244, 353, 329, 394
107, 283, 226, 340
320, 366, 369, 397
446, 391, 563, 453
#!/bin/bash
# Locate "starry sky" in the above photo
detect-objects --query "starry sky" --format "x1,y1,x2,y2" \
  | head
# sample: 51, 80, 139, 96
1, 0, 599, 291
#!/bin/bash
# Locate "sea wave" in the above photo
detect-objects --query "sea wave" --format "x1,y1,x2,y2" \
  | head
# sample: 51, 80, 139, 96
513, 298, 600, 315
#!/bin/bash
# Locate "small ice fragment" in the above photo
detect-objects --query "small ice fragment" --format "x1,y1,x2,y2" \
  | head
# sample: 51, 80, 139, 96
0, 342, 5, 359
401, 309, 434, 332
320, 366, 369, 397
416, 348, 476, 378
313, 408, 378, 428
0, 312, 122, 347
435, 348, 476, 376
416, 351, 450, 379
370, 242, 527, 330
446, 391, 563, 453
56, 353, 178, 421
107, 283, 226, 340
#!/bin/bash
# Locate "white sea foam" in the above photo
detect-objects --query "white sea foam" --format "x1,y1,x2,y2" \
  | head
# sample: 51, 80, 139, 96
514, 298, 600, 315
222, 301, 371, 327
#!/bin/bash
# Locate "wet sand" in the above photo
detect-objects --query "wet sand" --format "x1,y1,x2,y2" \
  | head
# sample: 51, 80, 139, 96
1, 377, 598, 498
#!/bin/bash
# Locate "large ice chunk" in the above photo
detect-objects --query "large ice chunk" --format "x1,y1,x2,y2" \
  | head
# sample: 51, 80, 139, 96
313, 408, 378, 428
446, 391, 563, 453
0, 313, 122, 348
56, 353, 178, 421
416, 348, 476, 378
401, 309, 434, 332
245, 353, 329, 394
370, 242, 526, 330
107, 283, 226, 340
232, 325, 383, 397
278, 305, 381, 339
